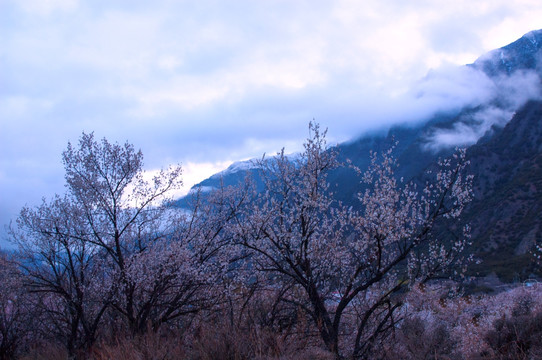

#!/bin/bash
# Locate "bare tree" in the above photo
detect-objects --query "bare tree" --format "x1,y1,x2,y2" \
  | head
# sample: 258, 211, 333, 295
230, 123, 473, 359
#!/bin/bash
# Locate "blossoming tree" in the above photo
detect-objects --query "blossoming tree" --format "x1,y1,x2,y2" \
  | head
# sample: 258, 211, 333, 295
9, 133, 245, 355
230, 123, 473, 358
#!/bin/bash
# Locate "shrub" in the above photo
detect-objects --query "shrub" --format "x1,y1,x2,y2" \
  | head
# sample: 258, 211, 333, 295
482, 308, 542, 359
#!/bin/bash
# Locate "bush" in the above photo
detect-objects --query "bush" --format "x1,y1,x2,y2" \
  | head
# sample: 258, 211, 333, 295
482, 308, 542, 359
382, 316, 459, 360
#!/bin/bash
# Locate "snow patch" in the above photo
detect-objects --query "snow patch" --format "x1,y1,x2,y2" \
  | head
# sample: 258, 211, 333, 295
210, 159, 258, 179
209, 152, 304, 179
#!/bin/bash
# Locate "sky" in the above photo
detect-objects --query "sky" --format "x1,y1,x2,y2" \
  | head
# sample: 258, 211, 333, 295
1, 0, 542, 248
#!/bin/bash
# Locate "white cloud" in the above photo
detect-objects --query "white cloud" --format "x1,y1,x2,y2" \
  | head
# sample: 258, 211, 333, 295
15, 0, 78, 16
2, 0, 542, 247
423, 69, 542, 151
179, 161, 234, 195
424, 107, 514, 151
0, 96, 54, 119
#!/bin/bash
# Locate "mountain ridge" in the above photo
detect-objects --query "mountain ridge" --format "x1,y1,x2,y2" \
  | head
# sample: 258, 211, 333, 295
181, 30, 542, 281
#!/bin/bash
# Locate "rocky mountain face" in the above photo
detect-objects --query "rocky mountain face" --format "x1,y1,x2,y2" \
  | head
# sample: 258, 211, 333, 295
462, 100, 542, 280
182, 30, 542, 281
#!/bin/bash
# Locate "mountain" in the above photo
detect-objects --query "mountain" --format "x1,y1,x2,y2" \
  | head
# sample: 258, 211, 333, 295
472, 29, 542, 77
181, 30, 542, 281
461, 100, 542, 281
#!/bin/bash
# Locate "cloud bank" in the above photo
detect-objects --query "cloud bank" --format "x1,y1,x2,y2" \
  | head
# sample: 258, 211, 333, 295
2, 0, 542, 247
422, 69, 542, 151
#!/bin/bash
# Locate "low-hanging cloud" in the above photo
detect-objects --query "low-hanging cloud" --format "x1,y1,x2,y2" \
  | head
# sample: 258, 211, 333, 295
424, 107, 514, 151
421, 67, 542, 151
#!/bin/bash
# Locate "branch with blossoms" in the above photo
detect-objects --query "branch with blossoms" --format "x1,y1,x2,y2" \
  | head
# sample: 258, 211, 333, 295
229, 122, 474, 359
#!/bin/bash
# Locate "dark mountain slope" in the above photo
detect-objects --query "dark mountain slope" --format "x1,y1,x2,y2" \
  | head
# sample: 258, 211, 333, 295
463, 100, 542, 280
330, 114, 456, 205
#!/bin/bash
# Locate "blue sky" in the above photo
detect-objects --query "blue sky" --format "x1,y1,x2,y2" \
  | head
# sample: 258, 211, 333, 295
1, 0, 542, 248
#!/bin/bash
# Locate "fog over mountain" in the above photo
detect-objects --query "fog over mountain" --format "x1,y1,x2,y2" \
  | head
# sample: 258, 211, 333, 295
184, 30, 542, 279
191, 30, 542, 191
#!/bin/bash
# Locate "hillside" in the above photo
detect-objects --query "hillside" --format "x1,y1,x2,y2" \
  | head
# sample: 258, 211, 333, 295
463, 100, 542, 280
